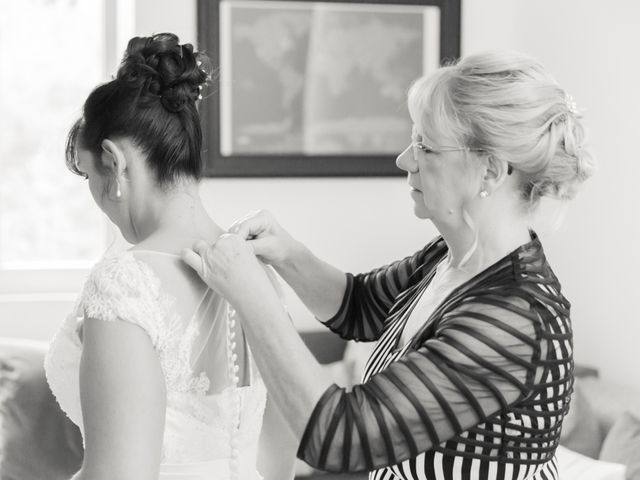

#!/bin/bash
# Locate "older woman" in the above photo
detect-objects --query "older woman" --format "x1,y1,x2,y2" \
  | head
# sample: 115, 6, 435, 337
183, 51, 593, 479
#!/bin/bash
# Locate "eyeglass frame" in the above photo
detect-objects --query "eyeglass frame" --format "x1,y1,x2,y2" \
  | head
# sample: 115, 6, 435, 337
411, 141, 483, 155
410, 141, 513, 175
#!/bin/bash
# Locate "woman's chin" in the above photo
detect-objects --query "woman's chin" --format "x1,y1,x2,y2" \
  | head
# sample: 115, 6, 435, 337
409, 190, 430, 218
412, 204, 431, 219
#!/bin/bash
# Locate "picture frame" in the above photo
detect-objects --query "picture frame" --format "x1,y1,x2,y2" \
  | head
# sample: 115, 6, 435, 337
197, 0, 461, 177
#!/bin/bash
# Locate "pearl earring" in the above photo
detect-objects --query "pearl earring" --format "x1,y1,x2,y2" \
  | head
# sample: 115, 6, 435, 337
479, 190, 488, 198
116, 180, 122, 198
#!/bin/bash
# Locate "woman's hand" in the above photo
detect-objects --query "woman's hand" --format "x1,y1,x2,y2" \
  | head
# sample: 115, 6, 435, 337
228, 210, 298, 266
229, 210, 348, 322
181, 234, 275, 307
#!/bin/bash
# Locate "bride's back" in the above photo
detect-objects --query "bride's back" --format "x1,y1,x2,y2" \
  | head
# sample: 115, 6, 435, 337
131, 251, 266, 465
133, 250, 251, 393
45, 249, 267, 472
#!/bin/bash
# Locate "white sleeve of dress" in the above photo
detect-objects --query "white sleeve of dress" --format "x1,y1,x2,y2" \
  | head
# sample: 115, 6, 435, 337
79, 252, 169, 347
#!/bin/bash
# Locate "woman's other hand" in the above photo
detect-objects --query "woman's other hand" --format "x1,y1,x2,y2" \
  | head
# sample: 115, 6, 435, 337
181, 234, 274, 307
228, 210, 297, 266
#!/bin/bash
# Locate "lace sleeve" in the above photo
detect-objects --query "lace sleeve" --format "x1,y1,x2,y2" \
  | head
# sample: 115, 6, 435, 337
80, 252, 169, 347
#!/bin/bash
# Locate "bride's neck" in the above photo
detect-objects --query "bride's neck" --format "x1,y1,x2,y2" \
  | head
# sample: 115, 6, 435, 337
135, 183, 223, 248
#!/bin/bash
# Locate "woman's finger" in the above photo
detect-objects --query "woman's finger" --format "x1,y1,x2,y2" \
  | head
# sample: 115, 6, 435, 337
180, 248, 204, 278
228, 210, 259, 235
192, 240, 210, 256
247, 237, 270, 258
229, 211, 269, 240
230, 220, 259, 240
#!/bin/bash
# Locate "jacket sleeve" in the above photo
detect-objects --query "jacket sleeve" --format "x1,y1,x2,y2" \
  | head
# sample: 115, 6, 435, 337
299, 295, 543, 472
322, 238, 445, 342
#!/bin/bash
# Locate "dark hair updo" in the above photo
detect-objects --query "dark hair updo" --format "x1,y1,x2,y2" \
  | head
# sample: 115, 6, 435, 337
66, 33, 212, 186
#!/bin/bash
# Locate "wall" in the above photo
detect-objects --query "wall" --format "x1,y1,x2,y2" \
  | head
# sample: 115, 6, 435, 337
463, 0, 640, 391
2, 0, 638, 390
137, 0, 640, 389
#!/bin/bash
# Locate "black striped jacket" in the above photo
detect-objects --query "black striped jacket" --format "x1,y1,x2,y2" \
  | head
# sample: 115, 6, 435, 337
297, 233, 573, 479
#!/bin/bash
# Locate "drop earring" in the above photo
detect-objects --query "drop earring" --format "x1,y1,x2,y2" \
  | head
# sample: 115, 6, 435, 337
116, 180, 122, 198
479, 190, 488, 198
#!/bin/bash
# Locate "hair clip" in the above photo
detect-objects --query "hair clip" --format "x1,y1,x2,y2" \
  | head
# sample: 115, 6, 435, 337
565, 93, 579, 116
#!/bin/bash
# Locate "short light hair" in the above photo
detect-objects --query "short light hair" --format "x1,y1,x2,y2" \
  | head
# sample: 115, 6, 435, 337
408, 50, 595, 207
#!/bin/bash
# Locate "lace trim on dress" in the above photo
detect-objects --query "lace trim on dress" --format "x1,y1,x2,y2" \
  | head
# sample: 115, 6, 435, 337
80, 251, 210, 396
45, 249, 272, 472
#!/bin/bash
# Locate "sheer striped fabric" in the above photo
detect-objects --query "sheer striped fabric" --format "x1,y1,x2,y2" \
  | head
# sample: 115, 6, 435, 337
297, 233, 572, 480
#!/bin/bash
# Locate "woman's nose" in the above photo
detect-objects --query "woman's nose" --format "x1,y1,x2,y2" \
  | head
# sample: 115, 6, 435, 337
396, 144, 417, 173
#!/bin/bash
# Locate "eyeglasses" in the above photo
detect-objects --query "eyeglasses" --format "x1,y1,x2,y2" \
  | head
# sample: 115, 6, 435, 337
411, 141, 484, 155
411, 142, 513, 175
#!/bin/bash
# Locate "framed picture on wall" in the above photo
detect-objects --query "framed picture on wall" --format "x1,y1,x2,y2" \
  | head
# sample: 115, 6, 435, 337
198, 0, 461, 177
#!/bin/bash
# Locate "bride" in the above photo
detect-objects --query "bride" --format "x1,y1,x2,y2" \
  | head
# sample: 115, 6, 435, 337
44, 33, 296, 480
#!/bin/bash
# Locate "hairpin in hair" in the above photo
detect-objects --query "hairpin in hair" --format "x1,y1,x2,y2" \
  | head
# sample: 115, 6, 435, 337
564, 93, 579, 116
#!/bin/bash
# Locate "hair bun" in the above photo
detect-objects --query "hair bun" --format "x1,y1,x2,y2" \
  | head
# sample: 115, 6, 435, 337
525, 113, 595, 203
117, 33, 210, 113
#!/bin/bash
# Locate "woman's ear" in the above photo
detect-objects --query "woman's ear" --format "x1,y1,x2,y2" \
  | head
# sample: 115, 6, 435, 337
100, 139, 127, 176
482, 155, 510, 193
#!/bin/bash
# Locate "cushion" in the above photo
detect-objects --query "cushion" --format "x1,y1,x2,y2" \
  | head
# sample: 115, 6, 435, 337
0, 338, 83, 480
556, 445, 626, 480
600, 411, 640, 480
560, 381, 605, 458
579, 377, 640, 434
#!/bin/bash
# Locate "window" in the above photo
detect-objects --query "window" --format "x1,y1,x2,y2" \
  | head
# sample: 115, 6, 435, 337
0, 0, 133, 294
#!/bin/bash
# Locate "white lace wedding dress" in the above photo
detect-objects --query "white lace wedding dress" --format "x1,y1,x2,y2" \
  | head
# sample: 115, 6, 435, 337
45, 250, 268, 479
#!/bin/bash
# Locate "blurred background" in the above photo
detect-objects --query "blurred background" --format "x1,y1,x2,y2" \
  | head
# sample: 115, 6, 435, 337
0, 0, 638, 398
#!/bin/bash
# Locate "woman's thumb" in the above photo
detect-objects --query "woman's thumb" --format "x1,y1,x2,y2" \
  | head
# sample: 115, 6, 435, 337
181, 247, 205, 278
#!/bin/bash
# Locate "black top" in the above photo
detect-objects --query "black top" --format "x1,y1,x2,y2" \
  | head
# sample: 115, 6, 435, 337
297, 233, 573, 479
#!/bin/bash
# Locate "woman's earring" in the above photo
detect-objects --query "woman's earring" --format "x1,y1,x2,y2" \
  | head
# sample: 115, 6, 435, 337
479, 190, 489, 199
116, 180, 122, 199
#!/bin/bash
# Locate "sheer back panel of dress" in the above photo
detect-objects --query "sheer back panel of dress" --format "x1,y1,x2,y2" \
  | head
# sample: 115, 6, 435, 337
132, 251, 252, 394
